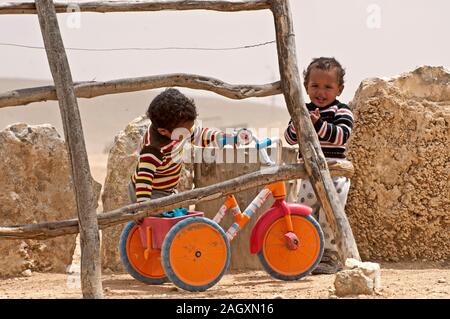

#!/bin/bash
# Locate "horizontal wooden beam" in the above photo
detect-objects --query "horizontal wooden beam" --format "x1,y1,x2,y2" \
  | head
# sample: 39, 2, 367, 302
0, 1, 271, 15
0, 160, 354, 240
0, 74, 282, 108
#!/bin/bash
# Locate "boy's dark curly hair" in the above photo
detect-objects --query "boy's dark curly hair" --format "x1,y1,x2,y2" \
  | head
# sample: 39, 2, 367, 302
303, 57, 346, 87
146, 88, 198, 131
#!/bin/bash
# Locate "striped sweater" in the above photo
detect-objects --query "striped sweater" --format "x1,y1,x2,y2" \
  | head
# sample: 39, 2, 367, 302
131, 124, 235, 202
284, 100, 354, 159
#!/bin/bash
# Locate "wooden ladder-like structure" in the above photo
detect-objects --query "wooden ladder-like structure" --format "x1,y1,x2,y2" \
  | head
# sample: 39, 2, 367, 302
0, 0, 360, 298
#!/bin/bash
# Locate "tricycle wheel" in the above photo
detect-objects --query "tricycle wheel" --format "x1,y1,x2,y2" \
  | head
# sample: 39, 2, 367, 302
161, 217, 230, 292
258, 214, 324, 281
119, 221, 168, 284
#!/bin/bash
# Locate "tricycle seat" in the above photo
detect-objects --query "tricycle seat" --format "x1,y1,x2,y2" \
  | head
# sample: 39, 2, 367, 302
138, 211, 204, 249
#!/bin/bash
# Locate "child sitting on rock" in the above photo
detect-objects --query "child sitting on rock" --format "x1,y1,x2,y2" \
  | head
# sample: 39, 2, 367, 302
284, 57, 354, 274
129, 88, 250, 216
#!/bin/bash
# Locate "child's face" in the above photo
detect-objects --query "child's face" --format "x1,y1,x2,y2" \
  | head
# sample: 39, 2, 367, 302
305, 68, 344, 107
158, 120, 195, 141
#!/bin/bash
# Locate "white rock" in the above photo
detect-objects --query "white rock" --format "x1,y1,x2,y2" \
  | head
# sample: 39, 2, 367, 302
21, 269, 32, 277
334, 268, 375, 297
66, 263, 80, 275
345, 258, 380, 272
345, 258, 381, 289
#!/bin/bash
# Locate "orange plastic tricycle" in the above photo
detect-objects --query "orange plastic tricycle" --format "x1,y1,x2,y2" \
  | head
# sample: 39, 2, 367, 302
119, 133, 324, 292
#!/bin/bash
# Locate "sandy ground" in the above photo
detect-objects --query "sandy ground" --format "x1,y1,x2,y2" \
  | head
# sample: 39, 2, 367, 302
0, 263, 448, 299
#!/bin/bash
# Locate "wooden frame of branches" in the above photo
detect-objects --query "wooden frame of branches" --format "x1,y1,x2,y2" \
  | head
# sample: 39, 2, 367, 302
0, 0, 360, 299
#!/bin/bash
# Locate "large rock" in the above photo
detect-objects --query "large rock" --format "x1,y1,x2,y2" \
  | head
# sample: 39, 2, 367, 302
101, 116, 193, 272
0, 123, 101, 276
333, 269, 376, 297
347, 66, 450, 262
344, 258, 381, 289
333, 258, 381, 297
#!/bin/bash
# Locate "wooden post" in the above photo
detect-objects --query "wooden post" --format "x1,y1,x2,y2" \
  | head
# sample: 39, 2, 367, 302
35, 0, 103, 298
270, 0, 361, 261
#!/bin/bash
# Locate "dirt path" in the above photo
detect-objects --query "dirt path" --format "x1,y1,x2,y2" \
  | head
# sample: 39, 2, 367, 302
0, 263, 448, 299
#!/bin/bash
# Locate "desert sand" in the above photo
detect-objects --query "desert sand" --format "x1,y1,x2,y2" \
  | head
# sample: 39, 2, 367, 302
0, 264, 448, 299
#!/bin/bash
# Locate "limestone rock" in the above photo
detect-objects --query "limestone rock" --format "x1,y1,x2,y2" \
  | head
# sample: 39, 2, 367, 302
333, 258, 382, 297
346, 66, 450, 262
334, 269, 375, 297
21, 269, 32, 277
0, 123, 101, 276
101, 116, 194, 272
345, 258, 381, 289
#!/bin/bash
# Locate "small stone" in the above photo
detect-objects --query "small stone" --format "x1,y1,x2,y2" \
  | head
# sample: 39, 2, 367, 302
344, 258, 381, 289
329, 295, 338, 299
437, 278, 446, 284
104, 287, 111, 293
374, 289, 384, 296
334, 269, 375, 297
273, 294, 284, 299
170, 287, 179, 292
21, 269, 32, 277
66, 264, 80, 274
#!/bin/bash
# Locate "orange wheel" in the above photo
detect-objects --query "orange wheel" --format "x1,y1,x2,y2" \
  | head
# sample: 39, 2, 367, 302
161, 217, 230, 292
119, 221, 167, 284
258, 214, 324, 280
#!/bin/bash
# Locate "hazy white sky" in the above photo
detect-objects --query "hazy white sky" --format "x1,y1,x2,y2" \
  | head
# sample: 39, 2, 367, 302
0, 0, 449, 104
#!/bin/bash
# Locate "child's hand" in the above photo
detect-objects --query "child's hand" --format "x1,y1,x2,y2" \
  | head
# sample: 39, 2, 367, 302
310, 108, 320, 124
235, 128, 253, 146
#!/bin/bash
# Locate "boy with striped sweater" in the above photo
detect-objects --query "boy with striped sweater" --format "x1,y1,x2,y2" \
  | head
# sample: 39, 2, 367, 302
285, 57, 354, 274
129, 88, 247, 206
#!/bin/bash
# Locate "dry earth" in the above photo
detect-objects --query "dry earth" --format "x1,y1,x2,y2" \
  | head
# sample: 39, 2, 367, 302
0, 262, 448, 299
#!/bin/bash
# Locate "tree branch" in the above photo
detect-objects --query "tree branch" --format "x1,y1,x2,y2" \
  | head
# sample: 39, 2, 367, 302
0, 1, 271, 14
0, 74, 281, 108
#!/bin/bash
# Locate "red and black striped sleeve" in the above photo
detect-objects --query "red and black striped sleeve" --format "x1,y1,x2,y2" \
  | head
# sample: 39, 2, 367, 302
133, 144, 164, 202
284, 119, 298, 145
190, 126, 234, 148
